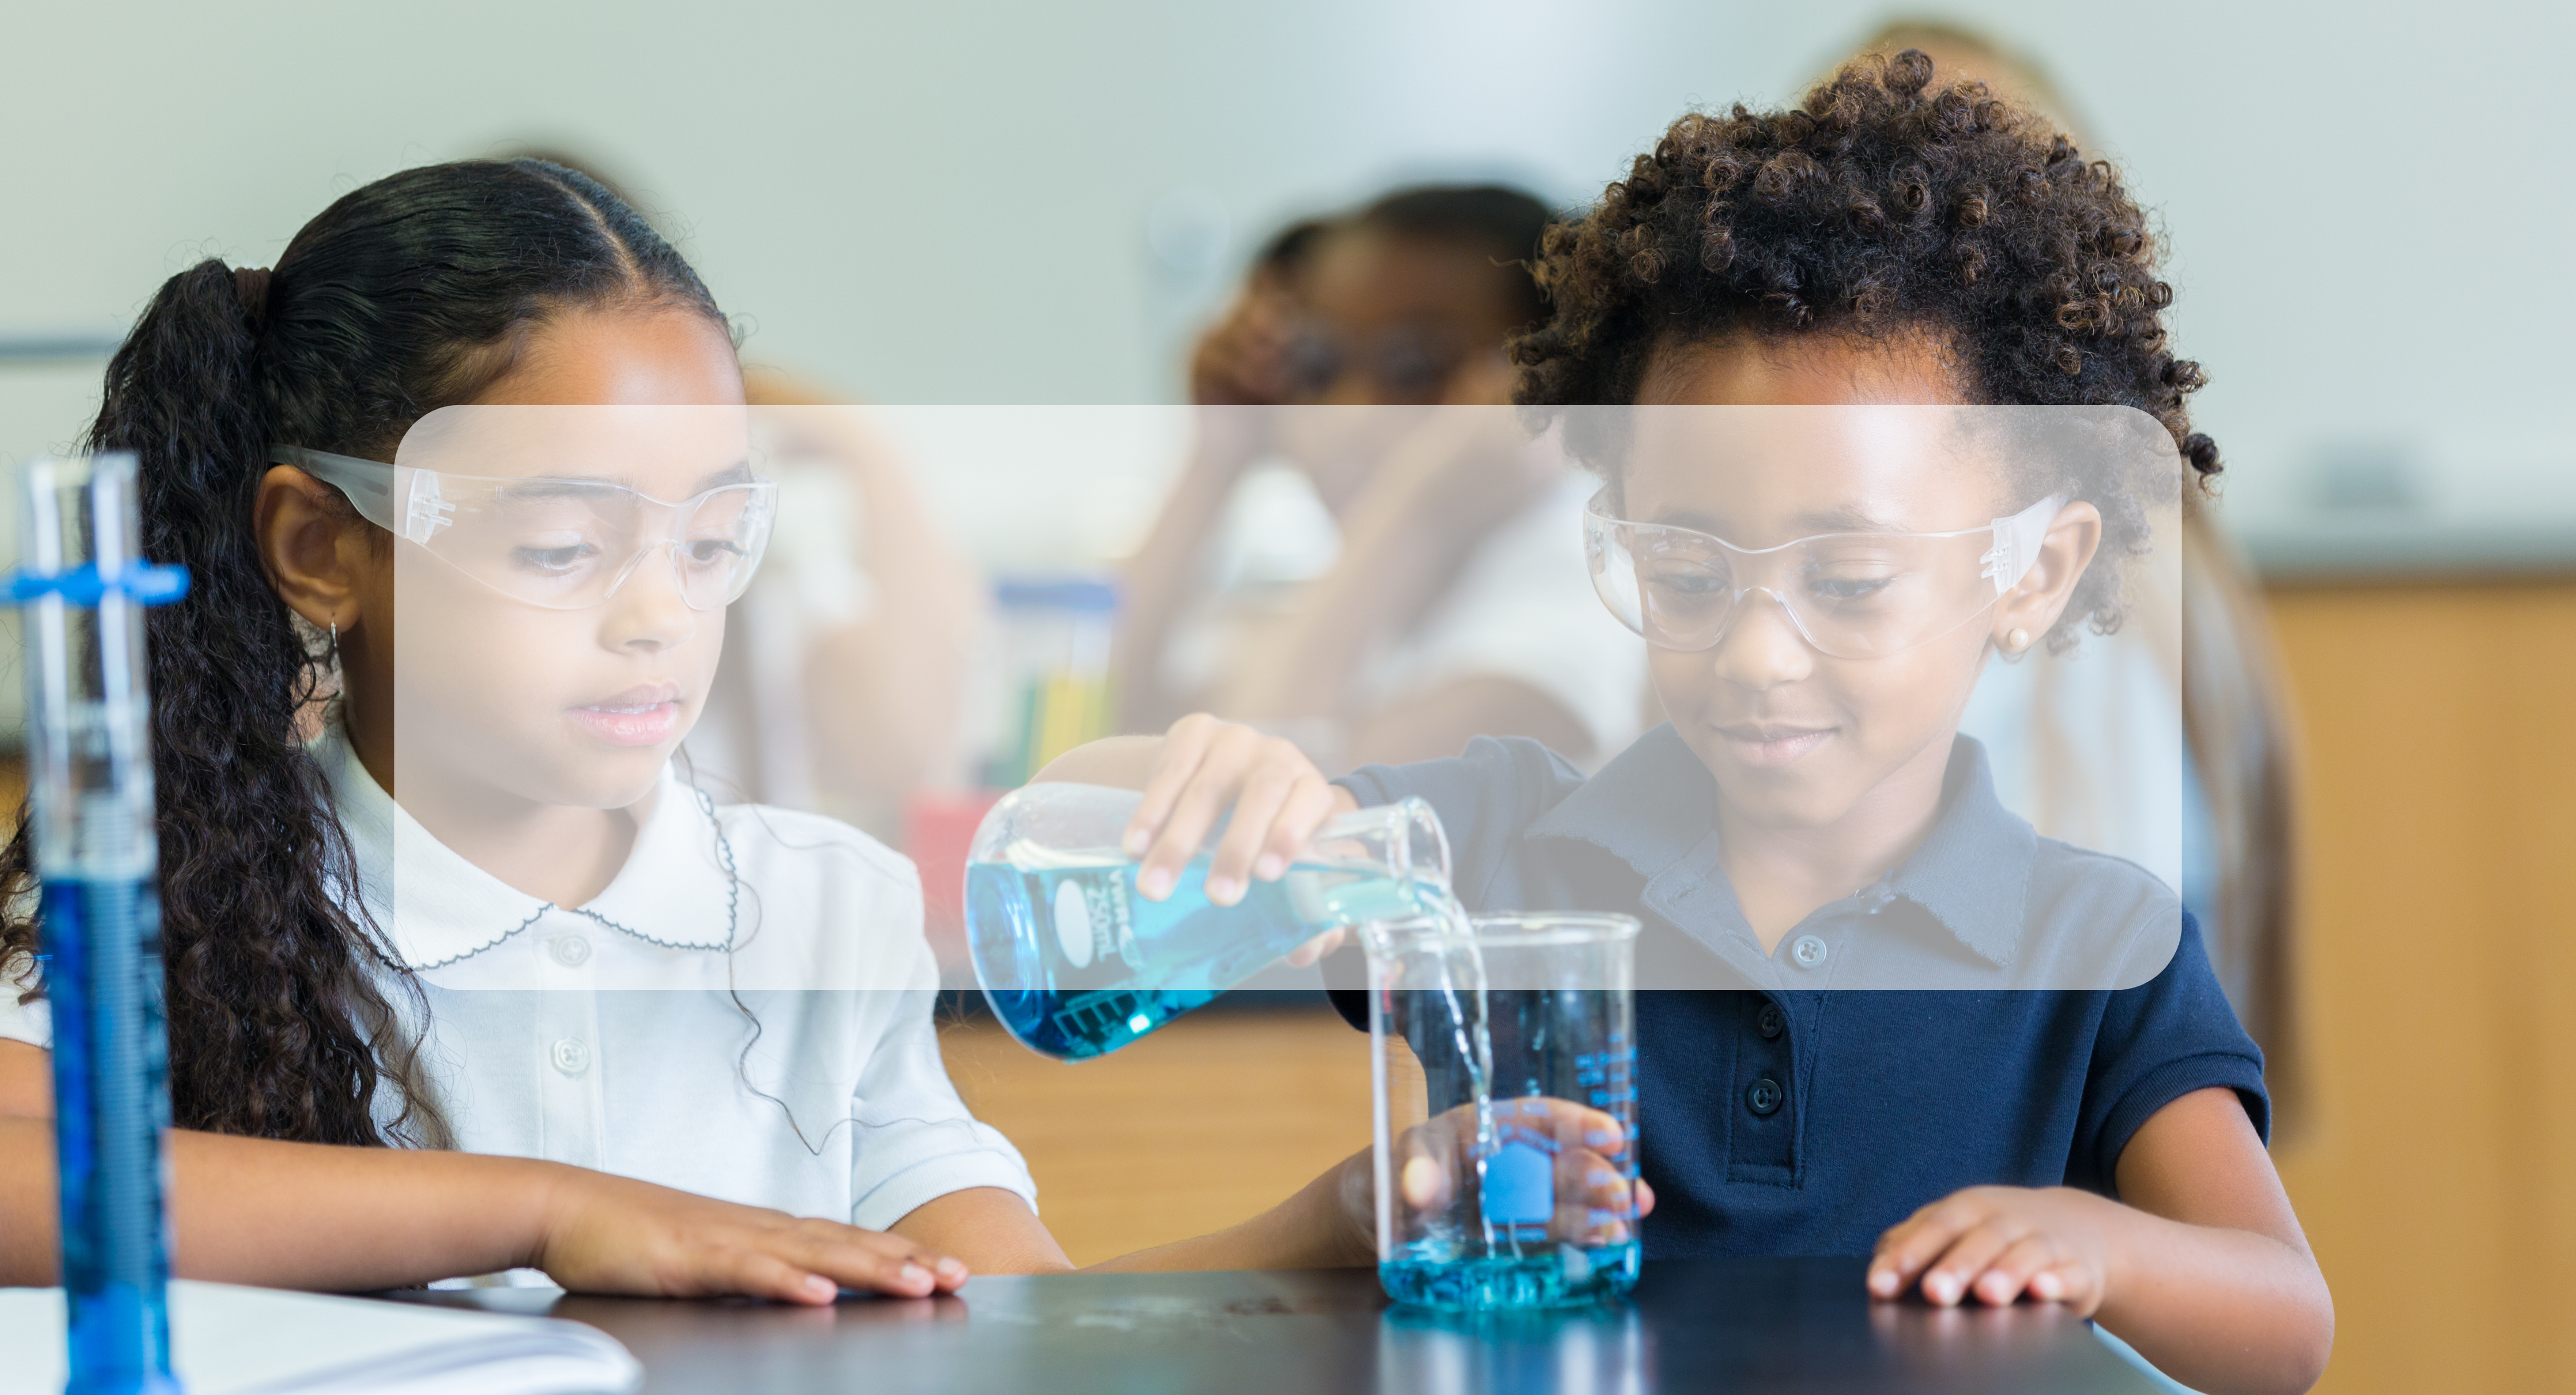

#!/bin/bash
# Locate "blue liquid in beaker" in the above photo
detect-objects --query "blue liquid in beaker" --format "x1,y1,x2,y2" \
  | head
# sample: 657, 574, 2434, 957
967, 853, 1437, 1060
44, 874, 181, 1395
1379, 985, 1641, 1312
1380, 1238, 1642, 1311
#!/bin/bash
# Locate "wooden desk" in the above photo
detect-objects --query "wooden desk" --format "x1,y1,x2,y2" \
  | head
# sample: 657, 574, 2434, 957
406, 1260, 2165, 1394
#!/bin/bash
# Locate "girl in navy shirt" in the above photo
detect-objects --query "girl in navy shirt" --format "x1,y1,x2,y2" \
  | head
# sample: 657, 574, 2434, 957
1054, 50, 2330, 1395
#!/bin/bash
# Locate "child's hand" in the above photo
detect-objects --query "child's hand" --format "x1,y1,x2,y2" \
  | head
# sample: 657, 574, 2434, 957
534, 1167, 969, 1305
1389, 1097, 1655, 1248
1190, 282, 1301, 409
1124, 713, 1355, 920
1866, 1185, 2117, 1314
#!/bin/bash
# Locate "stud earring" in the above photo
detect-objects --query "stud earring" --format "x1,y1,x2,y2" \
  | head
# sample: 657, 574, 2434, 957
2005, 627, 2031, 653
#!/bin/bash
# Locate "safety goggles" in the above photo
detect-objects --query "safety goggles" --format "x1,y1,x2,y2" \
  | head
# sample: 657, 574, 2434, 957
1583, 488, 2065, 659
1280, 322, 1467, 402
273, 445, 777, 612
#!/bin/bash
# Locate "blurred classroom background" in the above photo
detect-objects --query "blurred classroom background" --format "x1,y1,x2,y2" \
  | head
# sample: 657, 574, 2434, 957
7, 3, 2576, 1391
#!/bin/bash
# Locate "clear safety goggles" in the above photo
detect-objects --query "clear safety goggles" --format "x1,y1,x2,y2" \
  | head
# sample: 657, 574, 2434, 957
1583, 488, 2065, 659
274, 444, 777, 612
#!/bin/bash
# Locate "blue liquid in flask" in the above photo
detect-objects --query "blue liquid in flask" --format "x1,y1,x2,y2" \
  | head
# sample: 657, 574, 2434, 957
967, 852, 1437, 1059
44, 875, 181, 1395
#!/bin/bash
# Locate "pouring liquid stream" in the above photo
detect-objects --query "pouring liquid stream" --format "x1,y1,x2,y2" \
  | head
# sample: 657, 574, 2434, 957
962, 788, 1620, 1306
967, 841, 1531, 1273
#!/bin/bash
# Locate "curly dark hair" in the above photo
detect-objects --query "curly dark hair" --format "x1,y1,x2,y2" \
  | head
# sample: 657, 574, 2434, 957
0, 159, 723, 1147
1513, 49, 2215, 650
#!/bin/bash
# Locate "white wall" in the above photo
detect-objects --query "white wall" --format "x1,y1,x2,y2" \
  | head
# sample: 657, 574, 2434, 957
5, 0, 2571, 551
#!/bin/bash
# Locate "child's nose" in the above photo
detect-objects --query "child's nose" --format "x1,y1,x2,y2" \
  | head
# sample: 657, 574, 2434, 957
599, 542, 700, 653
1706, 588, 1815, 689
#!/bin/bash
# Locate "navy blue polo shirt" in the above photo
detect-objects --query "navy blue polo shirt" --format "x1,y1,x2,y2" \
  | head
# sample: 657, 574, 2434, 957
1329, 724, 2267, 1259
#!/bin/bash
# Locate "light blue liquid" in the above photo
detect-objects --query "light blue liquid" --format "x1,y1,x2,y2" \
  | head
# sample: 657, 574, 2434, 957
967, 853, 1439, 1059
1381, 1237, 1641, 1311
1386, 1000, 1641, 1313
965, 833, 1633, 1317
43, 875, 182, 1395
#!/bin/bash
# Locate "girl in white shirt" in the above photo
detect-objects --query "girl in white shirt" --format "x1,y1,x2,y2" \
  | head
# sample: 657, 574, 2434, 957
0, 158, 1413, 1299
0, 157, 1071, 1298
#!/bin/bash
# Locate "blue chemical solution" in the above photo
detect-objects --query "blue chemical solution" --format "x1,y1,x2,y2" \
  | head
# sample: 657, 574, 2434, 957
1385, 993, 1641, 1313
1381, 1237, 1641, 1312
968, 852, 1441, 1059
962, 785, 1632, 1315
43, 874, 181, 1395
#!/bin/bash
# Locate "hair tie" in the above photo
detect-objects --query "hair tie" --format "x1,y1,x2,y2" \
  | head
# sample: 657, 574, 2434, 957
232, 266, 274, 333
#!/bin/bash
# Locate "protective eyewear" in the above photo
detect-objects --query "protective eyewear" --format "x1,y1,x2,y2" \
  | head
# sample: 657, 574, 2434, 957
273, 445, 777, 612
1281, 322, 1467, 402
1583, 488, 2065, 659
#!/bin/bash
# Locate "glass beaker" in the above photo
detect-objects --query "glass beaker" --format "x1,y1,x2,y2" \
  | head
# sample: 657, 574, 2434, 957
966, 783, 1451, 1058
1368, 912, 1642, 1311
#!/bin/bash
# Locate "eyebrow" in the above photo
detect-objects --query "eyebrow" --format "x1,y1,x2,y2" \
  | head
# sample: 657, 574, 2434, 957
1787, 503, 1905, 534
1647, 501, 1904, 536
489, 457, 758, 503
689, 460, 759, 493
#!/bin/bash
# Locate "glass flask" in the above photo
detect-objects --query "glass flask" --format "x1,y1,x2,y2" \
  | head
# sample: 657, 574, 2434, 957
965, 783, 1448, 1058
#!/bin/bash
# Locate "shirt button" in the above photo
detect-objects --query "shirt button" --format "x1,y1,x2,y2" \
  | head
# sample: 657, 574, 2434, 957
548, 935, 592, 967
1756, 1004, 1785, 1039
1790, 935, 1829, 969
1745, 1076, 1784, 1117
550, 1038, 591, 1076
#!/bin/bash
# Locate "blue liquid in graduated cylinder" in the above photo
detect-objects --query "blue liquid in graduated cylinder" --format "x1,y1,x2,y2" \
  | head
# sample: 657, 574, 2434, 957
967, 854, 1433, 1060
44, 875, 181, 1395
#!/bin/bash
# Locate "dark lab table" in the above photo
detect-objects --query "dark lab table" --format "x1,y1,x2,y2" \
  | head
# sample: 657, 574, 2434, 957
406, 1259, 2167, 1393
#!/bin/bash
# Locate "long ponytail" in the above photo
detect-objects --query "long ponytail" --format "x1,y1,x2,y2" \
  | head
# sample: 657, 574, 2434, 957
0, 159, 724, 1146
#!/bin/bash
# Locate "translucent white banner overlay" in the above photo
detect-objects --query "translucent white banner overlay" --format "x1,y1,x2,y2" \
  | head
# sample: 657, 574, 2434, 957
357, 405, 2182, 995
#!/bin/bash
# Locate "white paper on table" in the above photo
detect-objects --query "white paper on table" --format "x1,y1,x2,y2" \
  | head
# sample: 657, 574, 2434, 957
0, 1280, 639, 1395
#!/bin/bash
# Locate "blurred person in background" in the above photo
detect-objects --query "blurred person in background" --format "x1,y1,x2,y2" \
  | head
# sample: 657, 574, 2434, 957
1824, 23, 2304, 1123
690, 369, 983, 843
1113, 185, 1648, 771
506, 150, 984, 840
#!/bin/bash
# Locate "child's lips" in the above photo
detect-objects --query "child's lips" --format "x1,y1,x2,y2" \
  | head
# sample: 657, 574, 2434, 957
568, 694, 683, 748
1714, 723, 1835, 767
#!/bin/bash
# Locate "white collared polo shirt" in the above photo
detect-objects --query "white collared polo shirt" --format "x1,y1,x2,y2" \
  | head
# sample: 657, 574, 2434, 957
1, 719, 1036, 1243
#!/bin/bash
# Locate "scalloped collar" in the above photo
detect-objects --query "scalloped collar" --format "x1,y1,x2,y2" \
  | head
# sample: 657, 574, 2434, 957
312, 714, 738, 971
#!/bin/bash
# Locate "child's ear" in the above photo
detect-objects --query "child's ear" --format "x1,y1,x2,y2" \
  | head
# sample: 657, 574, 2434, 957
253, 465, 378, 634
1991, 501, 2103, 655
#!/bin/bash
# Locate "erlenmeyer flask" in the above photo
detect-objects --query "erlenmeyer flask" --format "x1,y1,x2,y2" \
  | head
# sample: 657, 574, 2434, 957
965, 783, 1449, 1058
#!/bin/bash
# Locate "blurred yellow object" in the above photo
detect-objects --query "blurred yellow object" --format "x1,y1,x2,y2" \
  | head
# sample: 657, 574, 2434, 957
985, 577, 1120, 787
1033, 673, 1111, 775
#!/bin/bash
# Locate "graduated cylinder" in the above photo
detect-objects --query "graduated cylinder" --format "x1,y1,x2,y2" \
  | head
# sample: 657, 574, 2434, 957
16, 453, 189, 1395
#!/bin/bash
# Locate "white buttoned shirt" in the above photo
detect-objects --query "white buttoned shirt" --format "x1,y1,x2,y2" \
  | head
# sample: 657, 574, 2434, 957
1, 718, 1036, 1241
